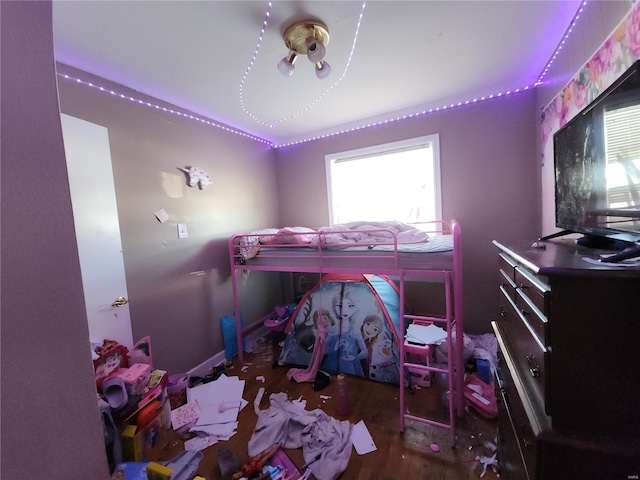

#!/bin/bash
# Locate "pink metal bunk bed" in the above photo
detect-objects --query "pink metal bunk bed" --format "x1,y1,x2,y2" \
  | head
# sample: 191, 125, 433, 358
228, 220, 464, 446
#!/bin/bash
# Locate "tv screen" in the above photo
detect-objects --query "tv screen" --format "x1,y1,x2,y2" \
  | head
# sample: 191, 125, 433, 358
553, 61, 640, 246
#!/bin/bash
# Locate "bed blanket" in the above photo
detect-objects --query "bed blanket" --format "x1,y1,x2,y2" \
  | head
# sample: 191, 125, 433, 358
313, 220, 429, 245
248, 391, 352, 480
236, 221, 432, 260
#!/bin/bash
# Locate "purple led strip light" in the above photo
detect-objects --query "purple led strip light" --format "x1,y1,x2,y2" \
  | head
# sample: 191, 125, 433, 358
57, 1, 586, 149
273, 85, 534, 148
239, 1, 367, 129
58, 71, 534, 149
275, 1, 589, 148
536, 0, 588, 85
57, 73, 271, 146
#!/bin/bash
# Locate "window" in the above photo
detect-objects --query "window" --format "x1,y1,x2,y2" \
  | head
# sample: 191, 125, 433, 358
325, 135, 441, 226
604, 102, 640, 208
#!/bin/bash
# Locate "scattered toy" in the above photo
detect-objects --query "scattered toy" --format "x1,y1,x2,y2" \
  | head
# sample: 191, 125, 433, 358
476, 453, 498, 478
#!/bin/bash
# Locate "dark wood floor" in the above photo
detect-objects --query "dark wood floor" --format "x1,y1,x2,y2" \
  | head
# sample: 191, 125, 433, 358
164, 339, 500, 480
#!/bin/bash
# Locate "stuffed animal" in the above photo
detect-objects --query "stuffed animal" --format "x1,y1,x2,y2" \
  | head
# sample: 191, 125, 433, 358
179, 166, 212, 189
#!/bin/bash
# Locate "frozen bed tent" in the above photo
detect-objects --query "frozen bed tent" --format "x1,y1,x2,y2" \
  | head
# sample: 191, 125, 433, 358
277, 273, 403, 384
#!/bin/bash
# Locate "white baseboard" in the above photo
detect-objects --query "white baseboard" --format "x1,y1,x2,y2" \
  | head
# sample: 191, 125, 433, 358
187, 325, 270, 377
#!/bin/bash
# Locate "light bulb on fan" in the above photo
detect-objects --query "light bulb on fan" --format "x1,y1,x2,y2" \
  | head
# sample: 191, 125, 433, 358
277, 51, 297, 77
306, 36, 326, 63
315, 61, 331, 79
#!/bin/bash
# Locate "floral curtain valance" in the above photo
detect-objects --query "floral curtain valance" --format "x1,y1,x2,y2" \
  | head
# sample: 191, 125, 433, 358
542, 3, 640, 150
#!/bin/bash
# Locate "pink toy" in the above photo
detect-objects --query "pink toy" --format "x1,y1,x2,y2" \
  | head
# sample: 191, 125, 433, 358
119, 363, 152, 395
464, 373, 498, 419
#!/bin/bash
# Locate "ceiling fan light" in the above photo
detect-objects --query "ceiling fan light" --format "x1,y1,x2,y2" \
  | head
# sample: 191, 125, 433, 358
306, 36, 326, 63
277, 52, 297, 77
315, 60, 331, 79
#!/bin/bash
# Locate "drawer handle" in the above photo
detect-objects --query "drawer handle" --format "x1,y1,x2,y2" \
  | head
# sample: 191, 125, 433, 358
499, 307, 506, 317
526, 354, 540, 378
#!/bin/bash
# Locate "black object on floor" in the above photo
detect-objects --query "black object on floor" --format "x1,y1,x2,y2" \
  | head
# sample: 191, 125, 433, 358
217, 446, 241, 479
313, 370, 331, 391
189, 363, 228, 389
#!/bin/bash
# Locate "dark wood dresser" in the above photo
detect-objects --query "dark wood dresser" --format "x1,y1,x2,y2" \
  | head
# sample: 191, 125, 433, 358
492, 239, 640, 480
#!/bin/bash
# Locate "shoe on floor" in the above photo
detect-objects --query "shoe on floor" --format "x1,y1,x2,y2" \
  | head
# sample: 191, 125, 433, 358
102, 376, 128, 410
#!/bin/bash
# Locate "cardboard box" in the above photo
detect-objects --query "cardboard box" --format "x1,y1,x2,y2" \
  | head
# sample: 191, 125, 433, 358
121, 392, 169, 462
112, 462, 149, 480
137, 369, 168, 410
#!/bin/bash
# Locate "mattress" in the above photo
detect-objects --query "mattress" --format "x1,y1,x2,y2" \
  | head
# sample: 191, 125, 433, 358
233, 234, 455, 273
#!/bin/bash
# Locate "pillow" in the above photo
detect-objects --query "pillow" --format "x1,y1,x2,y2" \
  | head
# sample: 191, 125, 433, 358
238, 228, 278, 259
239, 228, 279, 247
262, 226, 316, 245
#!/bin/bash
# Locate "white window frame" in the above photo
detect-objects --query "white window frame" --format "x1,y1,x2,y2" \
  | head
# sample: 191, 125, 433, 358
325, 134, 442, 226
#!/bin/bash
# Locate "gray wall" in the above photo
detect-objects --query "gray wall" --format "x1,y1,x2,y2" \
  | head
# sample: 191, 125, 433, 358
1, 2, 110, 479
56, 65, 282, 374
274, 90, 540, 334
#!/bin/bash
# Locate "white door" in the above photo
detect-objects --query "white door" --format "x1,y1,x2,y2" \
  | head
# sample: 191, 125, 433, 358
61, 114, 134, 348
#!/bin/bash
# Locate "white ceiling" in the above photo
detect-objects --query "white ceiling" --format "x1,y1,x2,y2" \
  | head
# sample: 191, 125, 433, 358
52, 1, 583, 146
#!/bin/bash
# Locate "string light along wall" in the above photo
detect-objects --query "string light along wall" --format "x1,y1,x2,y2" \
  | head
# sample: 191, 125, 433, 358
238, 1, 366, 129
58, 74, 271, 146
57, 0, 588, 149
536, 1, 587, 85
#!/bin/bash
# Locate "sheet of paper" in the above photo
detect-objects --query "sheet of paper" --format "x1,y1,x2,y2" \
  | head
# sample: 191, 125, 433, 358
196, 402, 241, 426
351, 420, 377, 455
186, 374, 246, 426
154, 208, 169, 223
405, 323, 447, 345
191, 421, 238, 440
186, 374, 244, 405
170, 400, 200, 430
184, 434, 218, 451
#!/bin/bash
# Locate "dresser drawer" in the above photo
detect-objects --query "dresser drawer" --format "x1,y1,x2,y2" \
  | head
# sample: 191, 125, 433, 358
493, 239, 640, 478
499, 253, 517, 284
497, 287, 547, 410
499, 252, 518, 273
514, 266, 549, 315
515, 288, 548, 347
495, 348, 537, 480
499, 268, 517, 298
499, 254, 518, 310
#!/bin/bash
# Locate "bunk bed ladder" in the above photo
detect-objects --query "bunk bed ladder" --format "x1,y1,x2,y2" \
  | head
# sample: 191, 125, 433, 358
398, 220, 464, 448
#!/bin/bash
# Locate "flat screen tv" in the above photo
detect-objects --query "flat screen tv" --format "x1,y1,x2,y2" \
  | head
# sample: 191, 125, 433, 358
550, 60, 640, 260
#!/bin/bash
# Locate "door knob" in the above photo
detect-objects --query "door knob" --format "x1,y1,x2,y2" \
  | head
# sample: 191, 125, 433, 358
111, 296, 129, 307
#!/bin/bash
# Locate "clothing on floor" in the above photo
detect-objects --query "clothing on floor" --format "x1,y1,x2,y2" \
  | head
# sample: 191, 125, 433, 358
287, 324, 328, 383
98, 394, 122, 473
248, 392, 352, 480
